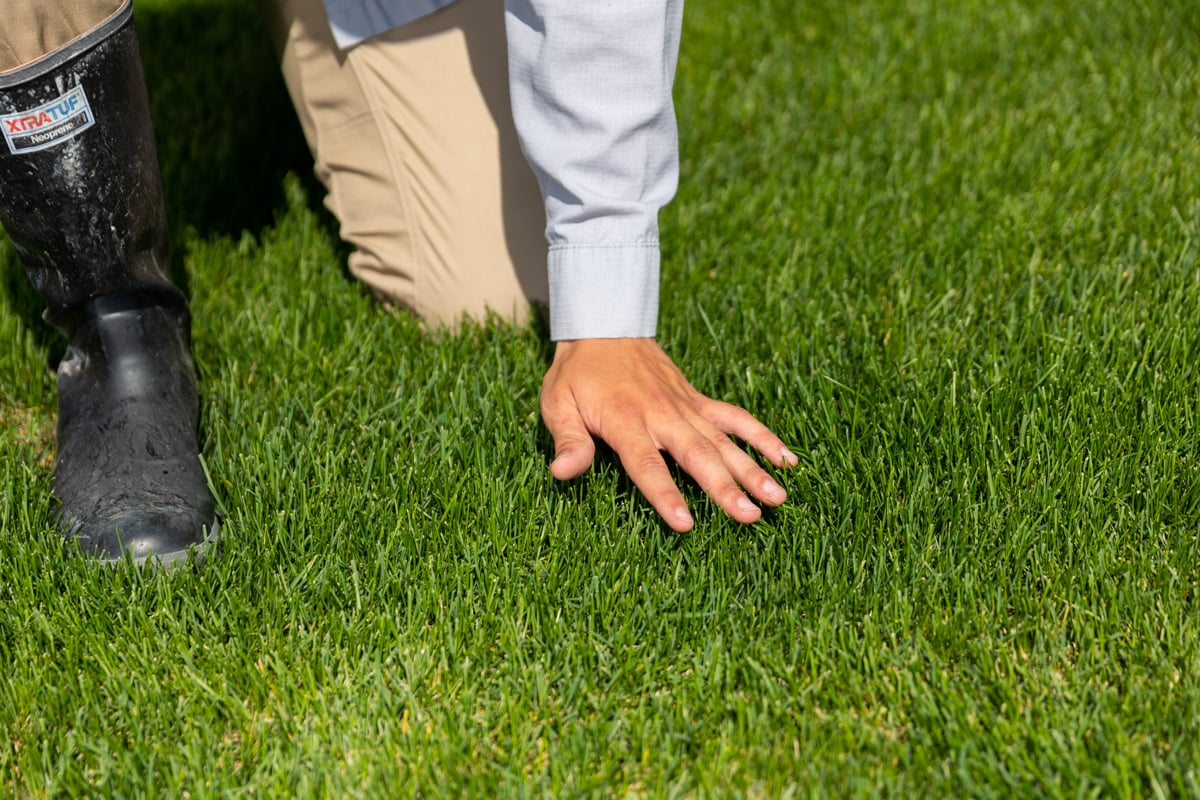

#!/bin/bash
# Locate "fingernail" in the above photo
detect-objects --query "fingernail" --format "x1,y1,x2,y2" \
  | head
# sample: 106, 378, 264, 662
781, 447, 798, 466
674, 507, 694, 526
763, 478, 785, 498
736, 497, 758, 514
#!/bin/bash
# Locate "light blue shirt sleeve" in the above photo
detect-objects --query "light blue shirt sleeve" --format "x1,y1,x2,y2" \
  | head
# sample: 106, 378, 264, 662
322, 0, 684, 340
504, 1, 683, 340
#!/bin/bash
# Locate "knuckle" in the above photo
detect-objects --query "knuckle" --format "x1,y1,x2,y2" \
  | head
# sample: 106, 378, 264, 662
709, 400, 760, 430
539, 392, 566, 416
610, 396, 647, 421
707, 428, 738, 451
700, 396, 737, 415
631, 449, 667, 476
684, 437, 722, 462
555, 431, 587, 448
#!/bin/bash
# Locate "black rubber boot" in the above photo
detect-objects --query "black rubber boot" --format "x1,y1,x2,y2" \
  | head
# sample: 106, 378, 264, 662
0, 3, 218, 566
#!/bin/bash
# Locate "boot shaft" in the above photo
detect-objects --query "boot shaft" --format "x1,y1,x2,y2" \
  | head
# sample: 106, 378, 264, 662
1, 4, 217, 566
0, 3, 182, 331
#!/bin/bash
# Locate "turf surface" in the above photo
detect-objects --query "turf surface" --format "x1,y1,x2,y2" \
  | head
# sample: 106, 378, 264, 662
2, 0, 1200, 795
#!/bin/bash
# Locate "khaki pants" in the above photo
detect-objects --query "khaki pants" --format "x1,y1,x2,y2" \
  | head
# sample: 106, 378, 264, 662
258, 0, 549, 327
0, 0, 124, 72
4, 0, 549, 328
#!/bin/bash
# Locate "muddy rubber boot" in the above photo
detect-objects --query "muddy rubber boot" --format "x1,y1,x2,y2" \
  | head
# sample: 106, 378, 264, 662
0, 3, 219, 566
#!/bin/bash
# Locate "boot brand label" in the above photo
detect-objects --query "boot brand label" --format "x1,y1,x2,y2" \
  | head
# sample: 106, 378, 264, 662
1, 85, 95, 154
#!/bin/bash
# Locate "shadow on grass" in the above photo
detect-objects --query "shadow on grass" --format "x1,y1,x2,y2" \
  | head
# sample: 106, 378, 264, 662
0, 249, 53, 360
136, 1, 313, 243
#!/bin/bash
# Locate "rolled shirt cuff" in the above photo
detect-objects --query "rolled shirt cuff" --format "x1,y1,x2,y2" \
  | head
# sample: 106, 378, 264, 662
548, 242, 659, 341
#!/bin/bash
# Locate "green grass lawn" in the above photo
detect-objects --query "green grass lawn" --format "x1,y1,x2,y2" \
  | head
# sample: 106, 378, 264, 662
3, 0, 1200, 795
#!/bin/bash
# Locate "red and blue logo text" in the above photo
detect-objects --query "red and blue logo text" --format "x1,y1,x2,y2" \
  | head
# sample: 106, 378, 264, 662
2, 85, 94, 155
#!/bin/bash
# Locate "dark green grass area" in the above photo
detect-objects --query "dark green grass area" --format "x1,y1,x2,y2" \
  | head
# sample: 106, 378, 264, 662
3, 0, 1200, 795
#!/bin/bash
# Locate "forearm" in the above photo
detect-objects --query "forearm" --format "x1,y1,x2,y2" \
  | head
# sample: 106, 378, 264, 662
503, 0, 684, 340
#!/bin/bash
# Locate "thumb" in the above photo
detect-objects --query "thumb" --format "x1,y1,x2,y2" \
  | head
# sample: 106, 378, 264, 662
543, 400, 596, 481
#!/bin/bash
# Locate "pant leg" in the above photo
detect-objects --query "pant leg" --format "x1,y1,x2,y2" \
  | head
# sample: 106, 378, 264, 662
0, 0, 125, 72
257, 0, 548, 328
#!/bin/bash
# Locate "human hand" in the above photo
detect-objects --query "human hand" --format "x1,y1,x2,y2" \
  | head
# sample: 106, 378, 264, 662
540, 337, 797, 531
